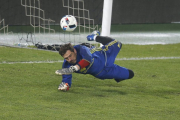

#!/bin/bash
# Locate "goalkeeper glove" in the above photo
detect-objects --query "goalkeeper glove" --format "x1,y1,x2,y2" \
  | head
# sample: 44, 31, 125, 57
55, 65, 78, 75
58, 82, 69, 91
87, 30, 100, 41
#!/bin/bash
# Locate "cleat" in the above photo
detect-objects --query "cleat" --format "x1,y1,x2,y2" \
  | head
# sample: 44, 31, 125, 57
87, 34, 96, 41
91, 30, 100, 36
87, 30, 100, 41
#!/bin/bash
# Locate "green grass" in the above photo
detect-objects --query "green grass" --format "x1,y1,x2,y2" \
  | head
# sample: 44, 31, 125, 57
0, 47, 61, 62
0, 45, 180, 120
120, 43, 180, 58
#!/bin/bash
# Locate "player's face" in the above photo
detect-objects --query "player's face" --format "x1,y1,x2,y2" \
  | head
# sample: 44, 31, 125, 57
63, 49, 77, 64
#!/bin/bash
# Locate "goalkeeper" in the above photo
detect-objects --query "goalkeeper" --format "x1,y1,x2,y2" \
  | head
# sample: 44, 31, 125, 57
56, 31, 134, 91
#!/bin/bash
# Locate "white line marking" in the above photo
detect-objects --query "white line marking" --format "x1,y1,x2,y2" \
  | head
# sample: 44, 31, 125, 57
0, 60, 64, 64
116, 56, 180, 60
0, 56, 180, 64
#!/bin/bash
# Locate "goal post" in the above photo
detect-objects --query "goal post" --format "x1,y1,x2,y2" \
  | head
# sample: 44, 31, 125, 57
101, 0, 113, 37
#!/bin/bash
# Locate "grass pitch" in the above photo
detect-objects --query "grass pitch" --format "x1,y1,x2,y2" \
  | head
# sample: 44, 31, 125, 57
0, 44, 180, 120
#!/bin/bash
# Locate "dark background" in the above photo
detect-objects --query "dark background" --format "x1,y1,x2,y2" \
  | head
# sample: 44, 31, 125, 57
0, 0, 180, 25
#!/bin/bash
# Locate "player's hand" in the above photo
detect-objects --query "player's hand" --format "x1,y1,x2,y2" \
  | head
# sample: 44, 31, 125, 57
87, 30, 100, 41
58, 82, 69, 91
69, 65, 78, 72
55, 65, 78, 75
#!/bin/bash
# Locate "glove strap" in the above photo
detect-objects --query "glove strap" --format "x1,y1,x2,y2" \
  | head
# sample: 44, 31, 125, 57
69, 65, 78, 72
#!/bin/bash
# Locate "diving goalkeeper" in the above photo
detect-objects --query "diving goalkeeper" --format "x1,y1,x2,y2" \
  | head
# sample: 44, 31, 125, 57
56, 31, 134, 91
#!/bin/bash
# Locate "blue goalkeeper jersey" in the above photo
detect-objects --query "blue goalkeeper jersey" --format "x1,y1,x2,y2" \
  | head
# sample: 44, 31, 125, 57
62, 44, 106, 85
61, 39, 130, 87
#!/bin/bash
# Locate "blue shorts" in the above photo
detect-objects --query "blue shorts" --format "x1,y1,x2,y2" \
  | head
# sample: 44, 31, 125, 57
95, 64, 130, 80
95, 40, 130, 80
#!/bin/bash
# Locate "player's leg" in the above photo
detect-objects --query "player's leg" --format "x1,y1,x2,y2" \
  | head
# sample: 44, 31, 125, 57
96, 36, 114, 45
113, 64, 134, 82
87, 33, 117, 46
87, 31, 114, 45
103, 40, 122, 66
88, 34, 122, 65
95, 64, 134, 82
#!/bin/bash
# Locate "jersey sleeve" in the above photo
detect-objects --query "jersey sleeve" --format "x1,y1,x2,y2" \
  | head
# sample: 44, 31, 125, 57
61, 60, 72, 87
62, 74, 72, 87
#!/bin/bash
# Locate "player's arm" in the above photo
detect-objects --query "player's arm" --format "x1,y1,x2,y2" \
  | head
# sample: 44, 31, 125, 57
61, 60, 72, 85
65, 46, 91, 72
56, 46, 92, 75
75, 45, 92, 70
62, 74, 72, 85
57, 61, 72, 91
77, 59, 90, 69
63, 59, 90, 72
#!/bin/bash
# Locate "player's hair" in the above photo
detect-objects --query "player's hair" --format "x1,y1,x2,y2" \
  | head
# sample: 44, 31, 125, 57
59, 43, 74, 56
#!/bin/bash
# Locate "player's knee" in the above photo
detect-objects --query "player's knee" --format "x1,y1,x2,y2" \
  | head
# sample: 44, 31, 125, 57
128, 69, 134, 79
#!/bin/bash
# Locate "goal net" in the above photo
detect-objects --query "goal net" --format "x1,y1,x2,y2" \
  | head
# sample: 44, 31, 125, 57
0, 0, 101, 50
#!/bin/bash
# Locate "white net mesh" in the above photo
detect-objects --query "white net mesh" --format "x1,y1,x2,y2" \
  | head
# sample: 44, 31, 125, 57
0, 0, 100, 50
21, 0, 55, 34
0, 19, 9, 34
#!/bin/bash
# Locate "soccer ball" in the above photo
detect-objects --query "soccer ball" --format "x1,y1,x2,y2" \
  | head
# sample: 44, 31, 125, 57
60, 15, 77, 32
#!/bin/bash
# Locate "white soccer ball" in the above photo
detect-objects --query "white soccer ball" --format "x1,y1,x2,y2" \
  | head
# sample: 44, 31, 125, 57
60, 15, 77, 32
